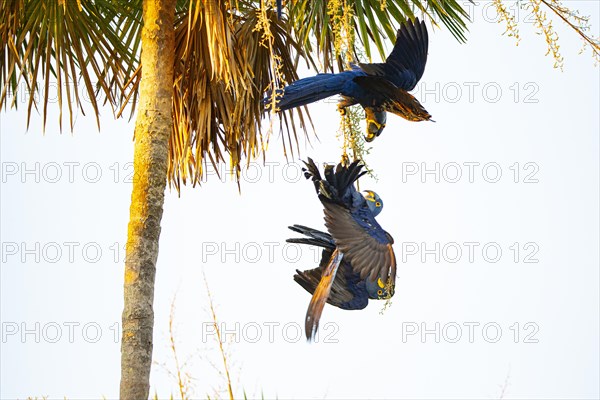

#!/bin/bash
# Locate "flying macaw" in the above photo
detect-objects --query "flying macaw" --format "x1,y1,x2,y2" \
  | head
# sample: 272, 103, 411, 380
269, 18, 431, 142
290, 158, 397, 340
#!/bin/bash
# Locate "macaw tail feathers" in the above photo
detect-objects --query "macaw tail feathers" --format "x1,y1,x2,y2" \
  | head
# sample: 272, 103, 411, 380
269, 73, 349, 111
305, 248, 343, 341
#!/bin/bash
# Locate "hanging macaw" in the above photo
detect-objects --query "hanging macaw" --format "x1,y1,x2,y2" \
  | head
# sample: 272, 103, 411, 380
289, 158, 397, 340
268, 18, 431, 142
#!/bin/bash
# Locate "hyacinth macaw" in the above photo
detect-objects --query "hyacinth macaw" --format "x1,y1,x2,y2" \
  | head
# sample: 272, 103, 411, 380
270, 18, 431, 142
289, 158, 397, 340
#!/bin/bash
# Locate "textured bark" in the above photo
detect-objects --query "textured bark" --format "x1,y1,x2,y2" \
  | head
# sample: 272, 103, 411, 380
120, 0, 176, 398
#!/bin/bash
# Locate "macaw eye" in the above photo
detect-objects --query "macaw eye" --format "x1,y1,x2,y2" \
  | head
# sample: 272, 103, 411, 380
375, 201, 381, 207
377, 290, 383, 296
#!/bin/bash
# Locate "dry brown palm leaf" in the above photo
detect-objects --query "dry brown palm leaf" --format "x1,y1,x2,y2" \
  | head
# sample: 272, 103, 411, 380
149, 1, 313, 191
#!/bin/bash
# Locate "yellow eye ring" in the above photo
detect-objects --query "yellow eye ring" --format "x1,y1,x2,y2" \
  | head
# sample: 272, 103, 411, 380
368, 120, 382, 129
377, 290, 383, 296
375, 201, 381, 207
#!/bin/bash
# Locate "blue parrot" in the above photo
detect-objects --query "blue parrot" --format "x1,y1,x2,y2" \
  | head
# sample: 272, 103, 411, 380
290, 158, 397, 340
269, 18, 431, 142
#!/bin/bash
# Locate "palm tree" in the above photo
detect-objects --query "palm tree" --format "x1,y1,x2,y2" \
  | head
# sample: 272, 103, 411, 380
1, 0, 597, 398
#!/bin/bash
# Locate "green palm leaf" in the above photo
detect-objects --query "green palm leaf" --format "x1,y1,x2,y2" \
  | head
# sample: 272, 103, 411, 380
2, 0, 471, 189
289, 0, 471, 67
0, 0, 137, 131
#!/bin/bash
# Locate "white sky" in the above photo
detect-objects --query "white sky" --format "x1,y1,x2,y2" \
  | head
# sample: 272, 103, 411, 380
1, 2, 599, 399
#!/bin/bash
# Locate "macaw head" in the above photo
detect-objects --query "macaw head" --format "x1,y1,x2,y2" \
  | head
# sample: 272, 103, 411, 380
365, 277, 395, 300
364, 108, 387, 142
363, 190, 383, 217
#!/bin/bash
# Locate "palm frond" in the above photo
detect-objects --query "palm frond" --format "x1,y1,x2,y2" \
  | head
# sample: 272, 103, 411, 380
0, 0, 137, 131
1, 0, 472, 190
164, 1, 311, 190
288, 0, 471, 68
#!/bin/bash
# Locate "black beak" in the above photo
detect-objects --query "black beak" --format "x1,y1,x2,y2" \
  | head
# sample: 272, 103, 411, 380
364, 109, 387, 142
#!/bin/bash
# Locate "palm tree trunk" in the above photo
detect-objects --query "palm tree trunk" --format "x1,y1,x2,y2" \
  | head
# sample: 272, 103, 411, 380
120, 0, 176, 398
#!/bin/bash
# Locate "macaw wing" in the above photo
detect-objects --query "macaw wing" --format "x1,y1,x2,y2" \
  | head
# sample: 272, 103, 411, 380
287, 224, 336, 248
294, 258, 369, 311
323, 201, 396, 285
353, 76, 431, 120
323, 162, 365, 206
303, 158, 366, 207
358, 18, 428, 91
289, 224, 369, 310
